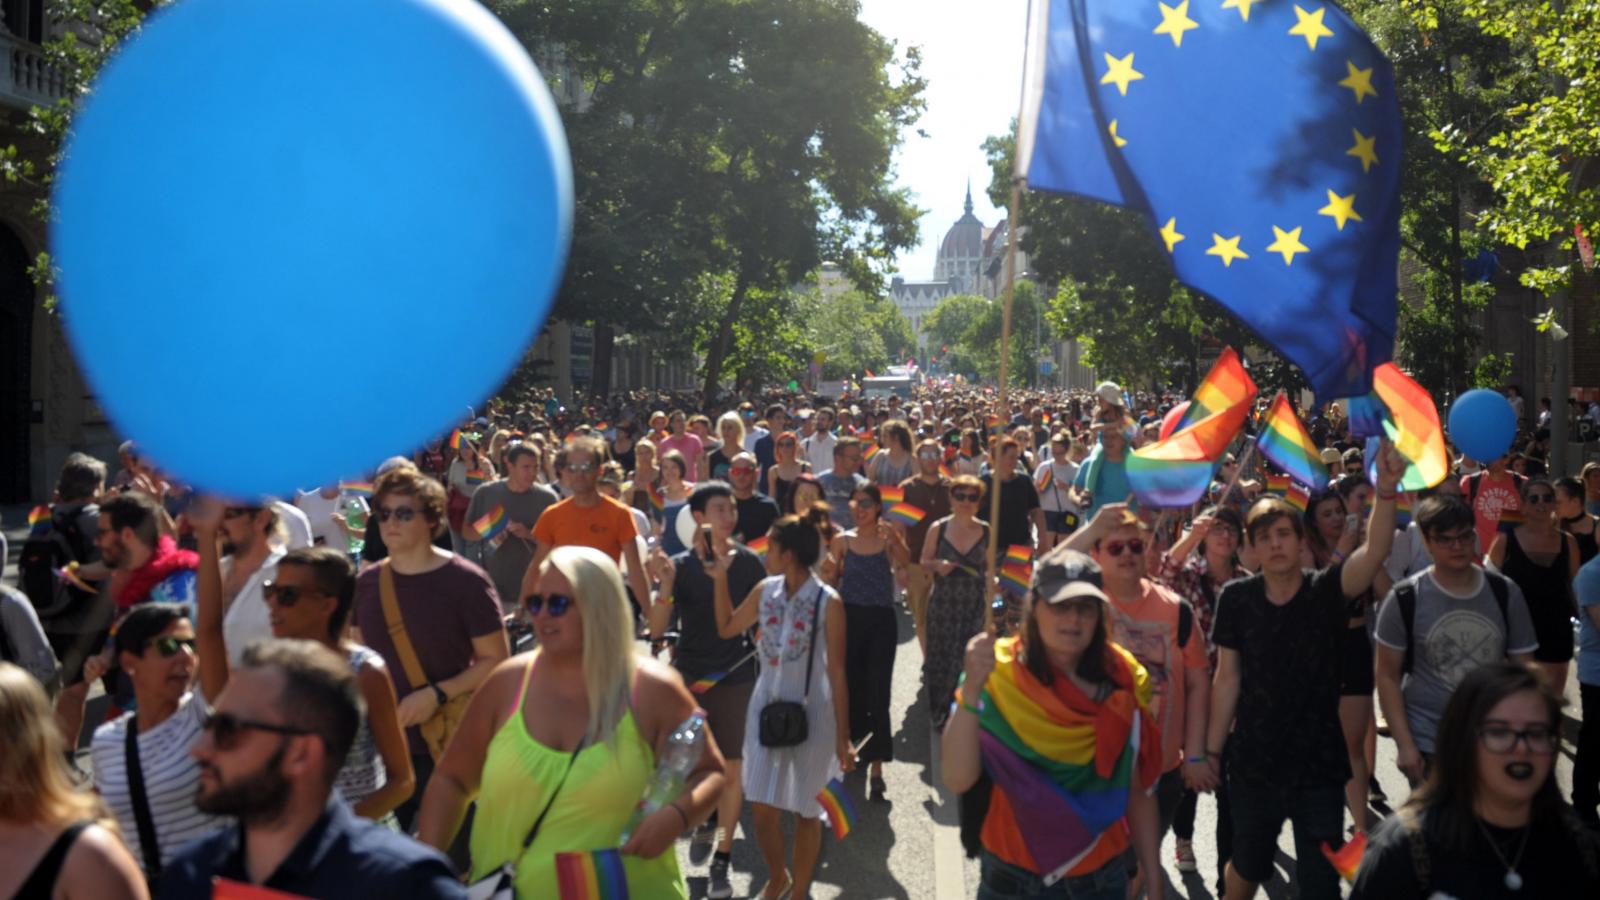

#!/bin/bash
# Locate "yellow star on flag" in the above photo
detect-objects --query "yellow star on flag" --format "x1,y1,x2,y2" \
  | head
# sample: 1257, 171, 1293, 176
1101, 52, 1144, 96
1266, 226, 1310, 265
1318, 190, 1362, 230
1289, 5, 1334, 51
1347, 129, 1379, 172
1221, 0, 1265, 22
1154, 1, 1199, 48
1206, 233, 1248, 267
1338, 61, 1377, 103
1108, 119, 1128, 147
1160, 217, 1184, 253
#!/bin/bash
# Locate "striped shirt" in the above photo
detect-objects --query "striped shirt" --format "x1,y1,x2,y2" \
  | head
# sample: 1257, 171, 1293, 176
91, 691, 224, 871
334, 645, 387, 807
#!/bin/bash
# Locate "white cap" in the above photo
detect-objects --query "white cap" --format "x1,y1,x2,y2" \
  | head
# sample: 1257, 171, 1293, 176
1095, 382, 1124, 407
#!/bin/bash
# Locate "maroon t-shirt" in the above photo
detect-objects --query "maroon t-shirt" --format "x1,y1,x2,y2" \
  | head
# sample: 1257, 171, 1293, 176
352, 554, 504, 756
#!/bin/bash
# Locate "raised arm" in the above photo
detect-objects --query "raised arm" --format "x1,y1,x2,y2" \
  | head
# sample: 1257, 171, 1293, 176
190, 498, 230, 701
1341, 441, 1404, 598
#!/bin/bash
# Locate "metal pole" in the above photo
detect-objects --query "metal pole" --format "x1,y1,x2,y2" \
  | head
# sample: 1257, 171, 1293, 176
984, 179, 1024, 632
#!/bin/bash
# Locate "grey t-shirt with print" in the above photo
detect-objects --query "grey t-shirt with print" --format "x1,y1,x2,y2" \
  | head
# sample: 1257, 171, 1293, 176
1374, 567, 1538, 753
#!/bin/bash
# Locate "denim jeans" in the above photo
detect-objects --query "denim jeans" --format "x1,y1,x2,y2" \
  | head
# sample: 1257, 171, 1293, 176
977, 851, 1129, 900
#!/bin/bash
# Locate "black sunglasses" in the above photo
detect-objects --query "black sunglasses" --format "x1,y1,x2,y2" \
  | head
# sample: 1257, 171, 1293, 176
146, 635, 198, 657
1103, 539, 1146, 557
523, 593, 574, 618
202, 711, 311, 751
374, 505, 419, 523
262, 581, 325, 607
951, 490, 981, 502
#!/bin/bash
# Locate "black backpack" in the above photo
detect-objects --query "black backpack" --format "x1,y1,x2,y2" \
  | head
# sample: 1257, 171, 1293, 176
1395, 571, 1511, 674
18, 507, 96, 620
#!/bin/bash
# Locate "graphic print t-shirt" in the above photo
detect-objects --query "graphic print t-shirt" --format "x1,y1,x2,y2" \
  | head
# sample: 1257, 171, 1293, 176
1107, 580, 1208, 770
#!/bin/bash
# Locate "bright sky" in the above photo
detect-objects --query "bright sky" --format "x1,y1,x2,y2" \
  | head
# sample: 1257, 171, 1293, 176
856, 0, 1030, 281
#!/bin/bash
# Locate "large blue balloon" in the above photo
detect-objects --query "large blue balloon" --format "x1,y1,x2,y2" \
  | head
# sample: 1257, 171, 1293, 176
1447, 389, 1517, 463
53, 0, 570, 497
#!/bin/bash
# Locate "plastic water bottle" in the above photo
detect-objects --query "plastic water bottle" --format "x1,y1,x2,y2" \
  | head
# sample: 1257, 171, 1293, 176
342, 495, 367, 558
619, 711, 707, 843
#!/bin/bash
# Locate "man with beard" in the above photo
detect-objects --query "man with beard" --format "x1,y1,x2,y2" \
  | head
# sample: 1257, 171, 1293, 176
156, 639, 462, 898
213, 502, 287, 668
726, 452, 780, 544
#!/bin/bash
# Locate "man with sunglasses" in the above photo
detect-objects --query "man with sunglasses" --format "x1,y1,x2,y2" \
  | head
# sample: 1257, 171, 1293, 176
463, 444, 558, 614
726, 452, 780, 546
900, 438, 952, 653
157, 639, 463, 898
212, 502, 287, 668
525, 437, 649, 618
1375, 494, 1537, 786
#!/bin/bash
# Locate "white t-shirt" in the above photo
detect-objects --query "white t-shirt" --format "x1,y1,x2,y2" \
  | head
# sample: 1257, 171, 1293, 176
802, 431, 837, 474
273, 500, 313, 550
296, 490, 352, 554
222, 549, 284, 667
91, 691, 224, 871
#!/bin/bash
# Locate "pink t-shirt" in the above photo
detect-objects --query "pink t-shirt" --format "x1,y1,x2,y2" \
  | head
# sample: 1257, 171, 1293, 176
1463, 471, 1521, 555
1106, 579, 1210, 771
657, 433, 704, 480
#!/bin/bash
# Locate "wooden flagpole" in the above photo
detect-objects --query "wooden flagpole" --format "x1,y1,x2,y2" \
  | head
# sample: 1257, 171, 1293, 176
984, 178, 1026, 633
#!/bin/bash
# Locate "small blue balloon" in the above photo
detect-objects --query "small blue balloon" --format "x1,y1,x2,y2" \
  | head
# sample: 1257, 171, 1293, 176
1447, 389, 1517, 463
53, 0, 571, 497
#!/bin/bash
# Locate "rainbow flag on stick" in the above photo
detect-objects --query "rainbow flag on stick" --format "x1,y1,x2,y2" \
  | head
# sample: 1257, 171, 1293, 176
1171, 347, 1257, 435
646, 484, 665, 514
465, 468, 488, 486
999, 562, 1033, 594
816, 778, 859, 840
448, 429, 463, 451
1365, 363, 1450, 491
472, 504, 508, 541
338, 480, 373, 498
1005, 545, 1031, 565
1035, 466, 1054, 493
745, 535, 769, 559
884, 503, 926, 528
862, 443, 881, 464
1265, 474, 1291, 496
1126, 398, 1251, 508
554, 849, 630, 899
939, 463, 955, 478
877, 485, 905, 505
689, 649, 758, 694
1256, 393, 1329, 491
1321, 831, 1367, 882
1497, 508, 1524, 532
1284, 484, 1311, 513
28, 505, 51, 535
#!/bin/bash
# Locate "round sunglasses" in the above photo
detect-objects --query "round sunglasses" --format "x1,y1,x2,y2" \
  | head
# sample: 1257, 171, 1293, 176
523, 592, 574, 617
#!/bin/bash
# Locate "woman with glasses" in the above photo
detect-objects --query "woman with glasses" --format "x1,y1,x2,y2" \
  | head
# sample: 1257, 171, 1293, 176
766, 431, 812, 512
0, 662, 148, 900
712, 506, 851, 900
823, 484, 911, 801
1489, 478, 1582, 690
1556, 476, 1599, 565
89, 603, 224, 878
1352, 662, 1600, 898
920, 474, 991, 729
191, 500, 414, 821
418, 546, 725, 897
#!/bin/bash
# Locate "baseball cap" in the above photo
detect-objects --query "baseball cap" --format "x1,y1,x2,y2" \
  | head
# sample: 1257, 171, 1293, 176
1031, 548, 1109, 605
1095, 382, 1124, 407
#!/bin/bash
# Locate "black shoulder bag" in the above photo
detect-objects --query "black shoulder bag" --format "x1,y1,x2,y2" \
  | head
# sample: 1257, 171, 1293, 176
758, 586, 824, 748
124, 722, 164, 884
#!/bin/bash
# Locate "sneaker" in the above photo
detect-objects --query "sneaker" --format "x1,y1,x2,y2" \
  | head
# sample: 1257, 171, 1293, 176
687, 818, 718, 868
706, 853, 733, 899
1174, 837, 1198, 873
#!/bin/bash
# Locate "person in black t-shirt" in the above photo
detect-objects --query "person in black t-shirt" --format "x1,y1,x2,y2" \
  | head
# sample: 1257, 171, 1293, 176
979, 436, 1046, 554
649, 481, 766, 892
1352, 662, 1600, 899
727, 453, 781, 545
1203, 441, 1406, 900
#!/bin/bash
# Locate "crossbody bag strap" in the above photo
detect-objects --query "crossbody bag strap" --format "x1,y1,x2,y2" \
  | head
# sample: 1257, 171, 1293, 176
516, 742, 583, 857
800, 585, 825, 702
379, 562, 430, 691
124, 722, 164, 878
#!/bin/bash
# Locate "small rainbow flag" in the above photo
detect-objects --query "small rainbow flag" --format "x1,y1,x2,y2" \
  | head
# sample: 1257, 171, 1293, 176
1364, 492, 1414, 528
999, 561, 1033, 593
1497, 508, 1524, 532
745, 535, 769, 558
1284, 484, 1311, 513
939, 463, 955, 478
862, 442, 880, 463
1005, 545, 1031, 566
986, 415, 1004, 435
1367, 363, 1451, 491
1256, 393, 1329, 491
1171, 347, 1258, 434
465, 468, 488, 486
554, 848, 630, 899
1265, 474, 1291, 496
878, 485, 905, 505
28, 505, 51, 535
646, 483, 665, 513
472, 504, 508, 541
596, 421, 610, 431
1035, 466, 1054, 493
884, 503, 926, 527
448, 429, 463, 451
1320, 831, 1367, 882
689, 649, 758, 694
339, 480, 373, 498
816, 778, 859, 840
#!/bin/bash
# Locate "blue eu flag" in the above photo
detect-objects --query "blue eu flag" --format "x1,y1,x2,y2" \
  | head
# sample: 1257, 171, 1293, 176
1017, 0, 1402, 399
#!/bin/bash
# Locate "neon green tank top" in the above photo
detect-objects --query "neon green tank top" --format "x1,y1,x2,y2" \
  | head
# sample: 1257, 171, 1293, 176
468, 655, 686, 897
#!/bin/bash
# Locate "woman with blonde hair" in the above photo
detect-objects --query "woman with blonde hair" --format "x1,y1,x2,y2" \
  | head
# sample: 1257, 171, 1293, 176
708, 411, 747, 480
627, 438, 660, 517
0, 663, 148, 899
418, 546, 725, 897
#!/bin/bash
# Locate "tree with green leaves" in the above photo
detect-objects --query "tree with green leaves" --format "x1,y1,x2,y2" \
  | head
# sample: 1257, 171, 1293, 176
804, 286, 914, 380
921, 293, 989, 378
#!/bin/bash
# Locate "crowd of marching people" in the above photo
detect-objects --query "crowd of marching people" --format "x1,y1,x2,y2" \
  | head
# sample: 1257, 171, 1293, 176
4, 377, 1600, 899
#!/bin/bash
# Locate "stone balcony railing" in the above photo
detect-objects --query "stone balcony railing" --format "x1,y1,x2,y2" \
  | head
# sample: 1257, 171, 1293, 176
0, 29, 65, 113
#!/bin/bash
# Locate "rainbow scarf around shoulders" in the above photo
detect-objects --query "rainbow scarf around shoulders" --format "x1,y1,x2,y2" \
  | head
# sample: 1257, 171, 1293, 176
977, 636, 1161, 883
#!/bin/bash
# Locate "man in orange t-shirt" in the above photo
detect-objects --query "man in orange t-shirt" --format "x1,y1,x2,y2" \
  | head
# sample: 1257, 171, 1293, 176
523, 437, 649, 614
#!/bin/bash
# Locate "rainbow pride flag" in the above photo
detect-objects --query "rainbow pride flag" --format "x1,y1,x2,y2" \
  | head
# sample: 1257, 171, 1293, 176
28, 504, 51, 535
1284, 484, 1311, 513
978, 637, 1160, 884
646, 484, 664, 514
472, 504, 508, 541
465, 468, 488, 486
1320, 831, 1367, 882
1364, 492, 1414, 528
339, 480, 373, 498
690, 649, 758, 694
884, 503, 926, 528
939, 463, 955, 478
1126, 397, 1251, 508
1035, 466, 1054, 493
745, 535, 769, 559
816, 777, 859, 840
999, 562, 1033, 594
448, 429, 463, 451
1366, 363, 1450, 490
878, 485, 905, 505
1005, 545, 1031, 565
1498, 508, 1524, 532
1265, 474, 1291, 496
1171, 347, 1257, 434
554, 849, 629, 899
56, 563, 97, 594
862, 442, 881, 464
1256, 393, 1329, 491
